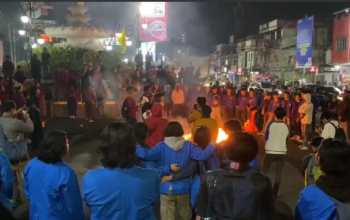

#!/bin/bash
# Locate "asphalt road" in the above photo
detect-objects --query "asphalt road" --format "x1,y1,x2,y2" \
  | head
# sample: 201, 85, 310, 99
13, 119, 311, 220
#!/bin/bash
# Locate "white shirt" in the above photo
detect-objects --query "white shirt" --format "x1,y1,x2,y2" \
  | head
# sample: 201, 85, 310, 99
321, 120, 340, 139
265, 121, 290, 154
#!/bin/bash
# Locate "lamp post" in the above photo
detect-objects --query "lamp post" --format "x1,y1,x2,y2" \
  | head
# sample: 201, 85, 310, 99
19, 2, 46, 63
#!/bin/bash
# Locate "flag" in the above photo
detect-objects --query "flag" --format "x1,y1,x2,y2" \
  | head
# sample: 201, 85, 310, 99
118, 27, 127, 53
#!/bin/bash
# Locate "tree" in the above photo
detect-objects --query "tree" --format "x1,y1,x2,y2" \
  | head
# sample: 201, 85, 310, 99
32, 45, 124, 73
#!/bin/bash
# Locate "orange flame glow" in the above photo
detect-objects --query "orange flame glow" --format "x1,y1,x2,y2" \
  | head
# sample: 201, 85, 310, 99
183, 134, 192, 140
216, 128, 228, 143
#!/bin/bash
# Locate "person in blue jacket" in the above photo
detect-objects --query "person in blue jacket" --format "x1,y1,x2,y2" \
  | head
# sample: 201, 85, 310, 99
281, 91, 294, 126
0, 152, 14, 217
263, 91, 281, 133
83, 122, 160, 220
24, 130, 85, 220
134, 122, 181, 175
294, 138, 350, 220
136, 121, 215, 220
235, 87, 249, 125
221, 87, 236, 121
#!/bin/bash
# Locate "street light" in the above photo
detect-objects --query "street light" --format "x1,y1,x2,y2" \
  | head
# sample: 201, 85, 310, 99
335, 65, 340, 70
105, 45, 112, 51
31, 43, 37, 49
18, 30, 26, 36
124, 58, 129, 63
141, 23, 148, 29
115, 33, 121, 38
126, 40, 132, 46
37, 38, 45, 45
21, 15, 29, 23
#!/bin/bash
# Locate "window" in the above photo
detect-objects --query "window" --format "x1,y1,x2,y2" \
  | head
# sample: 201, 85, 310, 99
336, 36, 347, 52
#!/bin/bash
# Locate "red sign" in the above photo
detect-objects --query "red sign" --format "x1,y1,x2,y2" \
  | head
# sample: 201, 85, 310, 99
238, 68, 242, 73
139, 2, 167, 42
41, 34, 52, 42
309, 66, 317, 73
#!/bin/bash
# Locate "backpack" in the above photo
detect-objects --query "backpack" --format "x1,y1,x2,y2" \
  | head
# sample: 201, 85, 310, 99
204, 168, 260, 219
329, 122, 347, 142
315, 186, 350, 220
121, 98, 129, 118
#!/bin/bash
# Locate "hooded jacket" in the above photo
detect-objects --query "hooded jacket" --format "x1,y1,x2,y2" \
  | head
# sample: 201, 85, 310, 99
136, 138, 215, 195
294, 174, 350, 220
298, 94, 314, 124
24, 158, 85, 220
145, 103, 169, 147
83, 166, 160, 220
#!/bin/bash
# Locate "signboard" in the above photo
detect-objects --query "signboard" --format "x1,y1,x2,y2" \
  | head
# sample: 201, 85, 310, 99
139, 2, 167, 42
295, 16, 314, 68
41, 34, 52, 42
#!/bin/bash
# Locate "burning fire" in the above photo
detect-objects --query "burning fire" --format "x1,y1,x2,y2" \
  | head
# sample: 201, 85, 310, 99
183, 128, 228, 143
183, 134, 192, 140
216, 128, 228, 143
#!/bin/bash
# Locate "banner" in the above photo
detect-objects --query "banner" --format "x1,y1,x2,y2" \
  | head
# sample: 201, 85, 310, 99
139, 2, 167, 42
295, 16, 314, 68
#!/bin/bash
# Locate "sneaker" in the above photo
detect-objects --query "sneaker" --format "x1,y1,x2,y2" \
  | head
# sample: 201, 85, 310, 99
300, 146, 309, 151
88, 119, 94, 122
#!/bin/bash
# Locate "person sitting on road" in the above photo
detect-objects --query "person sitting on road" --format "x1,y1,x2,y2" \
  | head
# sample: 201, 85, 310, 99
302, 136, 324, 186
263, 107, 290, 198
83, 122, 160, 220
136, 121, 215, 220
295, 139, 350, 220
318, 111, 342, 139
192, 104, 219, 143
188, 97, 206, 123
196, 131, 277, 220
0, 100, 33, 207
24, 130, 85, 220
0, 151, 14, 218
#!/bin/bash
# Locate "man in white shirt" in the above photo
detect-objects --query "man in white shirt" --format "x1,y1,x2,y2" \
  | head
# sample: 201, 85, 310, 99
319, 111, 340, 139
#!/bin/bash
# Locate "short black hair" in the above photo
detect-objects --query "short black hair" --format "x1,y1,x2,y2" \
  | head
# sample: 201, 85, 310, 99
311, 137, 324, 148
1, 100, 16, 113
201, 105, 212, 118
98, 122, 136, 169
126, 86, 137, 94
241, 88, 247, 92
194, 126, 211, 149
144, 85, 151, 92
272, 91, 279, 96
196, 97, 206, 105
320, 111, 332, 121
317, 138, 350, 175
164, 121, 184, 137
133, 122, 148, 146
274, 107, 286, 119
249, 89, 255, 93
37, 130, 67, 164
224, 131, 259, 164
224, 119, 242, 132
283, 91, 290, 96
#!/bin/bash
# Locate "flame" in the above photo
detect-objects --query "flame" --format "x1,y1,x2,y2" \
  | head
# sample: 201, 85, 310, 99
216, 128, 228, 143
183, 134, 192, 140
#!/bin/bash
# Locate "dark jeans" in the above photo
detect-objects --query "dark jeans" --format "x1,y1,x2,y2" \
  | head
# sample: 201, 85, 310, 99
237, 109, 247, 125
261, 153, 286, 196
85, 102, 95, 120
67, 97, 77, 116
126, 118, 136, 127
42, 65, 49, 78
291, 117, 301, 137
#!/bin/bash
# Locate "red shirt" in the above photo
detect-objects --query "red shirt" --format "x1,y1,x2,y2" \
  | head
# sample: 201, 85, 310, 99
125, 96, 137, 119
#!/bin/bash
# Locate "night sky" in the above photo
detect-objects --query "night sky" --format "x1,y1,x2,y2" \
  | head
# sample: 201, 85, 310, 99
0, 2, 349, 51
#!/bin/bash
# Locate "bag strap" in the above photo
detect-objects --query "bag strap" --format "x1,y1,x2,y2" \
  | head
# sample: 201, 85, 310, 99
329, 121, 340, 129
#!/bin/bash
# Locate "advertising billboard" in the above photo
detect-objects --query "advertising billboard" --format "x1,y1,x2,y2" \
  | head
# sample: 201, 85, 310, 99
139, 2, 167, 42
295, 16, 314, 68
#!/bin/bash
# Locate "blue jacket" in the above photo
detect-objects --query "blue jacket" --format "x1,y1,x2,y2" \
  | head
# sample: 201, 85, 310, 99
294, 185, 338, 220
281, 99, 294, 118
248, 96, 258, 108
235, 94, 249, 110
0, 153, 13, 211
136, 137, 215, 195
222, 94, 236, 108
83, 166, 160, 220
292, 100, 303, 117
269, 100, 281, 113
24, 158, 85, 220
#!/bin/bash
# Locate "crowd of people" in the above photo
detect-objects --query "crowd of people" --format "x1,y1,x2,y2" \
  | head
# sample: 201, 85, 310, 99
1, 54, 350, 219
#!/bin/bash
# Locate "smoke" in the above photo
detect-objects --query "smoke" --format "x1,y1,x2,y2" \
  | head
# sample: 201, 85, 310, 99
168, 116, 192, 135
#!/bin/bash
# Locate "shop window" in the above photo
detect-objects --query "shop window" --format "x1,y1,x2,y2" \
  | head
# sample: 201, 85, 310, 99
336, 36, 347, 52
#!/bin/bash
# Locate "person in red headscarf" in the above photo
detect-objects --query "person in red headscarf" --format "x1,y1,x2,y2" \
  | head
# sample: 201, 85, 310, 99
144, 94, 169, 147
